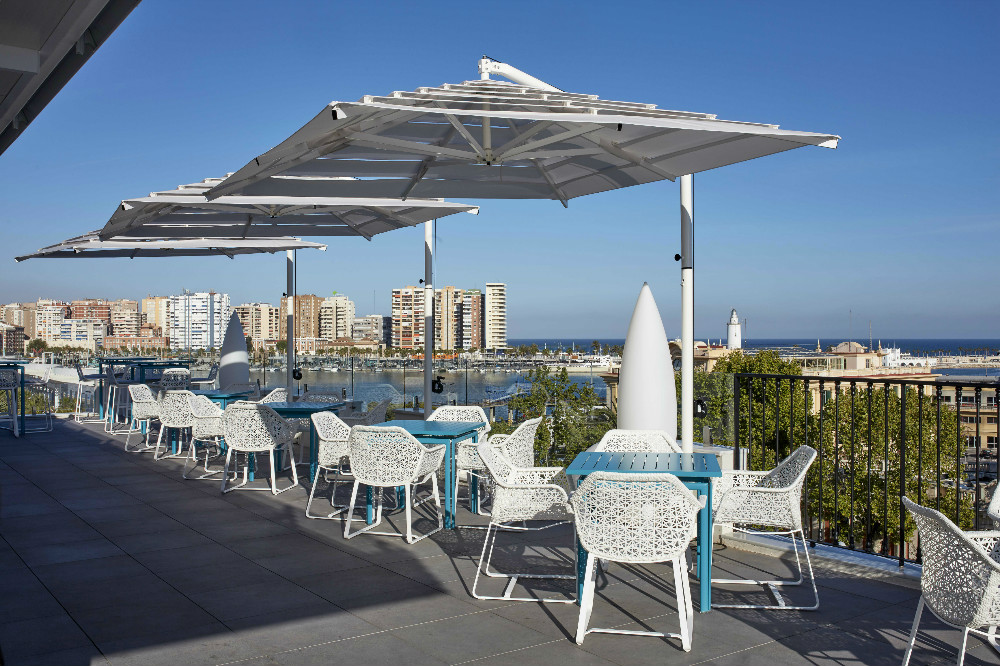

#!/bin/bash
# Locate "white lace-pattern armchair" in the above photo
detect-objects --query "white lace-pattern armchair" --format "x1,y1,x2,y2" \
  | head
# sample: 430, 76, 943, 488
711, 445, 818, 610
987, 485, 1000, 528
153, 390, 195, 461
259, 388, 289, 404
341, 399, 389, 426
343, 425, 445, 544
572, 471, 705, 649
184, 395, 225, 480
428, 405, 491, 516
305, 410, 352, 519
491, 416, 544, 468
157, 368, 191, 391
221, 402, 299, 494
471, 440, 575, 603
592, 429, 681, 453
902, 497, 1000, 666
123, 384, 159, 453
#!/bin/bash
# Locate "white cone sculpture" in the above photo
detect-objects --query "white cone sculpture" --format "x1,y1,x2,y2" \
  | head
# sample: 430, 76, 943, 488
617, 283, 677, 442
218, 311, 250, 389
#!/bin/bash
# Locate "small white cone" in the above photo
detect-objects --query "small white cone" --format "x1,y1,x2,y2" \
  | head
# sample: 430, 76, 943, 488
617, 283, 676, 438
218, 311, 250, 389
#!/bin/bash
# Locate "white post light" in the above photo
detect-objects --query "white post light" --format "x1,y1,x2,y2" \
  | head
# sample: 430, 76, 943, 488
286, 249, 295, 397
423, 220, 434, 419
680, 175, 694, 454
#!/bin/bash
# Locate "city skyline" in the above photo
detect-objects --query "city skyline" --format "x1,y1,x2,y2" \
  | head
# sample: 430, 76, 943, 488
0, 2, 995, 338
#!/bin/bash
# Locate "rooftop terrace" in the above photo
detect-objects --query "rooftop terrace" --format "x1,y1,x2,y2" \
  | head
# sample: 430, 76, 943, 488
0, 420, 996, 665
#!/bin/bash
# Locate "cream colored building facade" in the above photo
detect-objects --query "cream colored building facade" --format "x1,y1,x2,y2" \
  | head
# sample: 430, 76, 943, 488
483, 282, 507, 351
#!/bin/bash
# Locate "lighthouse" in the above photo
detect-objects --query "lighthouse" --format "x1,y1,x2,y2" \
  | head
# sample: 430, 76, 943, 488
726, 309, 742, 350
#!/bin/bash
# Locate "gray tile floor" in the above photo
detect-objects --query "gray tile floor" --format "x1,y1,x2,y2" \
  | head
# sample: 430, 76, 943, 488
0, 419, 997, 665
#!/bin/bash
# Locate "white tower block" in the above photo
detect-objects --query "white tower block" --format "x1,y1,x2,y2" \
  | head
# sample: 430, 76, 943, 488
218, 311, 250, 389
617, 283, 677, 440
727, 308, 742, 350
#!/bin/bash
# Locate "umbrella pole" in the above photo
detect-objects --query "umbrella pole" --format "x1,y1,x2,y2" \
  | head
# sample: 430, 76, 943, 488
680, 175, 694, 454
286, 250, 295, 397
423, 220, 434, 419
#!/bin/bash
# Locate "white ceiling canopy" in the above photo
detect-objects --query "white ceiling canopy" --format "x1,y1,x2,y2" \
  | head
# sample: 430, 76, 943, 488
206, 73, 839, 204
99, 176, 479, 239
15, 230, 326, 261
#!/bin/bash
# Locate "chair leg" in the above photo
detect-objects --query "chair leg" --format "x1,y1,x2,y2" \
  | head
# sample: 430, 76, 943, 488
711, 528, 819, 610
957, 627, 969, 666
673, 558, 693, 651
472, 518, 576, 603
575, 554, 598, 644
344, 481, 389, 539
901, 596, 924, 666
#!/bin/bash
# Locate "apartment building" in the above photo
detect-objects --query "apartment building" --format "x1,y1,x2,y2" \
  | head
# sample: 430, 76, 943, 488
110, 300, 141, 337
279, 294, 323, 340
483, 283, 507, 351
168, 291, 230, 350
461, 289, 483, 350
391, 286, 425, 350
69, 298, 111, 322
233, 303, 282, 349
431, 286, 462, 351
141, 296, 170, 334
3, 303, 36, 339
0, 323, 25, 354
35, 302, 71, 341
319, 295, 355, 341
353, 314, 386, 344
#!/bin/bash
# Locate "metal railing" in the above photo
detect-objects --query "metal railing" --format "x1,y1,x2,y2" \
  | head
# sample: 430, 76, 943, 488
730, 373, 1000, 568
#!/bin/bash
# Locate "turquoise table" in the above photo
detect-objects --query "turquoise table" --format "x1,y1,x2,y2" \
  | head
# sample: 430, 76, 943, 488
566, 451, 722, 613
367, 420, 484, 529
130, 359, 191, 383
267, 401, 344, 482
0, 361, 27, 434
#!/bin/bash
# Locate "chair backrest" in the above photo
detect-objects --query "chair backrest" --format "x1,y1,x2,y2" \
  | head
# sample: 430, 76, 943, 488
259, 388, 288, 404
74, 363, 88, 381
348, 425, 430, 487
0, 369, 18, 391
903, 497, 1000, 629
157, 390, 195, 428
222, 402, 292, 452
496, 416, 543, 468
188, 394, 223, 439
204, 363, 219, 380
220, 382, 260, 400
128, 383, 155, 404
988, 485, 1000, 529
762, 445, 817, 494
159, 368, 191, 390
594, 429, 680, 453
429, 405, 490, 439
311, 410, 351, 442
300, 392, 341, 403
572, 471, 704, 564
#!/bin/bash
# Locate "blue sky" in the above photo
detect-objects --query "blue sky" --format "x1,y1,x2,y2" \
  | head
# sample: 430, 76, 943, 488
1, 1, 996, 340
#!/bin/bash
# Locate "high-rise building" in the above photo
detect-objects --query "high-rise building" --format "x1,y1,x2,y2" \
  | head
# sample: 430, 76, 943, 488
483, 283, 507, 351
352, 314, 384, 343
36, 303, 105, 350
0, 323, 25, 354
35, 301, 70, 341
168, 291, 230, 350
461, 290, 483, 350
233, 303, 282, 349
319, 295, 355, 341
110, 301, 141, 337
69, 298, 111, 322
391, 286, 425, 349
3, 302, 36, 339
434, 286, 464, 351
141, 296, 171, 334
279, 294, 323, 340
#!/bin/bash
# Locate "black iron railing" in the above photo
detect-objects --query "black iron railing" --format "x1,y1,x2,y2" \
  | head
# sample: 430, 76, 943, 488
730, 373, 1000, 568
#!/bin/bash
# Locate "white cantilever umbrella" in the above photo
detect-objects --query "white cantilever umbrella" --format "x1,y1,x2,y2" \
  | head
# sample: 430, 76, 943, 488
202, 57, 840, 450
95, 177, 479, 399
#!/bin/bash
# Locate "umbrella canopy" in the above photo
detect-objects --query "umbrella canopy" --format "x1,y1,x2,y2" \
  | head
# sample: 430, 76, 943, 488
205, 66, 838, 203
199, 58, 839, 444
15, 230, 326, 261
100, 177, 478, 239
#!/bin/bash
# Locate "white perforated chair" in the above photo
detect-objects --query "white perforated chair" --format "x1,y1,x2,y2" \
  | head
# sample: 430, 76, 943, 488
259, 388, 288, 404
153, 390, 195, 461
341, 399, 389, 426
491, 416, 544, 468
711, 445, 818, 610
902, 497, 1000, 666
987, 486, 1000, 528
305, 410, 352, 519
471, 440, 575, 603
572, 471, 705, 649
157, 368, 191, 391
343, 425, 445, 544
221, 402, 299, 495
184, 395, 225, 479
73, 363, 102, 422
593, 429, 681, 453
123, 384, 159, 453
104, 365, 138, 434
0, 369, 19, 438
428, 405, 491, 516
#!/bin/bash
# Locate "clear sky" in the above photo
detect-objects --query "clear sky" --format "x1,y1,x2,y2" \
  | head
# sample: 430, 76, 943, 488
1, 1, 996, 341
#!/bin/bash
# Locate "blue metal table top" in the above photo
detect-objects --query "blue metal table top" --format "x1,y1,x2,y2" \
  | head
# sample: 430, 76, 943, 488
566, 452, 722, 479
375, 420, 484, 438
267, 401, 344, 416
191, 389, 252, 399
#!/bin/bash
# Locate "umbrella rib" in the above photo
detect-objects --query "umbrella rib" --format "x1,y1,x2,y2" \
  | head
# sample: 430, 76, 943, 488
347, 131, 478, 161
497, 125, 604, 162
530, 159, 569, 208
598, 138, 678, 181
441, 113, 485, 159
490, 120, 553, 156
401, 125, 458, 200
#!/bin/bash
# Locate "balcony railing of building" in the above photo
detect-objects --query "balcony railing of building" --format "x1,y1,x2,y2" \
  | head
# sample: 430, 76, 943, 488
698, 372, 1000, 570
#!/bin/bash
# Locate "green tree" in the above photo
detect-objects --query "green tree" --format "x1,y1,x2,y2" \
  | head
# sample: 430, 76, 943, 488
26, 338, 47, 355
275, 340, 287, 354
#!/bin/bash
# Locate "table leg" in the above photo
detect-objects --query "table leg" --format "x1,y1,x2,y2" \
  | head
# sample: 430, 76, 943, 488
248, 452, 256, 481
309, 424, 318, 483
98, 363, 105, 419
366, 486, 374, 524
468, 432, 480, 515
576, 538, 588, 605
18, 367, 25, 435
444, 436, 456, 529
